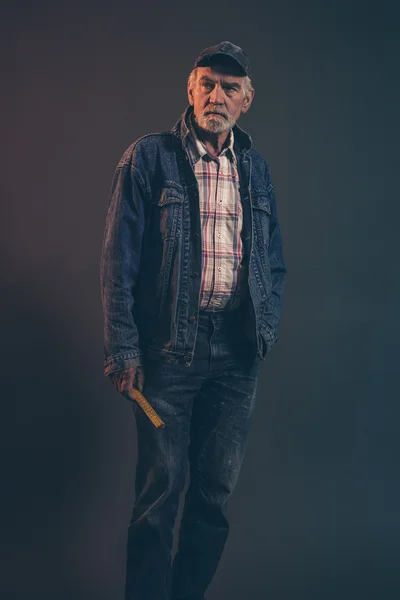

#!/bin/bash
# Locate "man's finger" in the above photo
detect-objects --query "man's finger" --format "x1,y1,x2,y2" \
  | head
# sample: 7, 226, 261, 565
109, 367, 141, 397
135, 367, 145, 393
109, 372, 120, 392
120, 371, 136, 397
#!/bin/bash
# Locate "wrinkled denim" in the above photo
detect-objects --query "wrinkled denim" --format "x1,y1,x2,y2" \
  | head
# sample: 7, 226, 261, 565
100, 105, 287, 376
125, 309, 260, 600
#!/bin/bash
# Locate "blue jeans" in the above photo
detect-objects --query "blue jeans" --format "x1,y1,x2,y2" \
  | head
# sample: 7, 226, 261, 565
125, 309, 260, 600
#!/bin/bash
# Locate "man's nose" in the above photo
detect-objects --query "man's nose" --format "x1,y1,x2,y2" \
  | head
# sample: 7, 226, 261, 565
209, 83, 224, 104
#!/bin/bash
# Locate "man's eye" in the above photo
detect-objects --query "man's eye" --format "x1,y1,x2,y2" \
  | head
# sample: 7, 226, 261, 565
202, 82, 213, 90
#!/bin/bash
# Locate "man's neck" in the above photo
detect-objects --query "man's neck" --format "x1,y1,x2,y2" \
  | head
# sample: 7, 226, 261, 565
191, 118, 231, 159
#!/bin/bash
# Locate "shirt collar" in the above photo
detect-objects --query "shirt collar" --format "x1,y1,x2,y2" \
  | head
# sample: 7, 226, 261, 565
184, 111, 237, 167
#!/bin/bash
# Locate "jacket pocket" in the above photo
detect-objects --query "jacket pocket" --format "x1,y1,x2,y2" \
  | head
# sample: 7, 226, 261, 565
251, 190, 271, 248
157, 234, 179, 317
156, 188, 183, 316
157, 187, 184, 240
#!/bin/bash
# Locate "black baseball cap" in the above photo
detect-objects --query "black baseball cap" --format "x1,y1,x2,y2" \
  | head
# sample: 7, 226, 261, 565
194, 41, 250, 76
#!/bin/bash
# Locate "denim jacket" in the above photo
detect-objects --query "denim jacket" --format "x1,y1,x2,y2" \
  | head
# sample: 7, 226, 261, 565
100, 106, 287, 376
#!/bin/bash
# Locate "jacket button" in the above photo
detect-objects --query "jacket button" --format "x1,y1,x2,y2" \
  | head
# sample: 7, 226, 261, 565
184, 355, 191, 362
189, 315, 196, 322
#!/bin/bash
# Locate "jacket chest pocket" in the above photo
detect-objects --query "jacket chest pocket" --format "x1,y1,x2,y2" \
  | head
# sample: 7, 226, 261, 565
251, 191, 271, 248
157, 187, 184, 240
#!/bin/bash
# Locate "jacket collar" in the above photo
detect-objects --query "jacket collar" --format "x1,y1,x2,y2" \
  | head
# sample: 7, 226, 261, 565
171, 105, 252, 154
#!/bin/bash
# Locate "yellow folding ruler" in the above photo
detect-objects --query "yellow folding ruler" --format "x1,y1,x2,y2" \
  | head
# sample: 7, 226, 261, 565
129, 387, 165, 429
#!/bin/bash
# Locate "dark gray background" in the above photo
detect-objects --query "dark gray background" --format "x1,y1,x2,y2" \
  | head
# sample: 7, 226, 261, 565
1, 1, 399, 598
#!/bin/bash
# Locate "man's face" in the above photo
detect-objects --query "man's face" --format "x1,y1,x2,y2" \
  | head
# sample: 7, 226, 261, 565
188, 64, 254, 134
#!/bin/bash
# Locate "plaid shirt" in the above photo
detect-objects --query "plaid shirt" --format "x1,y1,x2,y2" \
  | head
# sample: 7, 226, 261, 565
184, 115, 246, 311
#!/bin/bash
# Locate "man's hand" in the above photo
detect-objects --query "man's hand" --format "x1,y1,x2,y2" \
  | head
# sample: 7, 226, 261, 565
109, 367, 145, 399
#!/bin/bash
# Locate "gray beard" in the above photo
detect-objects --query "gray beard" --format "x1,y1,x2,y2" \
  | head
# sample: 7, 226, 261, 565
196, 112, 236, 134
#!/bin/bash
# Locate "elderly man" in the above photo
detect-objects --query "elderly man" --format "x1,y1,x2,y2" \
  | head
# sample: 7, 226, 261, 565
100, 41, 287, 600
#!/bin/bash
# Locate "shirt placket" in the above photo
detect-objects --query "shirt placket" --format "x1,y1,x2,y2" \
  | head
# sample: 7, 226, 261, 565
215, 157, 223, 307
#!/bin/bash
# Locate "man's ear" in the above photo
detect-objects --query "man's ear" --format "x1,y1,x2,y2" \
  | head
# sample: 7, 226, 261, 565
187, 83, 194, 106
241, 88, 255, 114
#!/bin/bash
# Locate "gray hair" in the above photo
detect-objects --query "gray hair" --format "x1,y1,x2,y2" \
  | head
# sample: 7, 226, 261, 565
187, 67, 254, 100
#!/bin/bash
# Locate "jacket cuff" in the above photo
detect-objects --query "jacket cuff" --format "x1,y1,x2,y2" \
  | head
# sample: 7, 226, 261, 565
104, 352, 143, 377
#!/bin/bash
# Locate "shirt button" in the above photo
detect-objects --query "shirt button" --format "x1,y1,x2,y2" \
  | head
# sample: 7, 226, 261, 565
218, 267, 222, 271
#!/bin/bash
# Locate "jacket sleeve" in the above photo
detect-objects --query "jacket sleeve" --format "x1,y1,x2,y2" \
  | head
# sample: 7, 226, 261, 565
263, 162, 287, 340
100, 147, 147, 376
